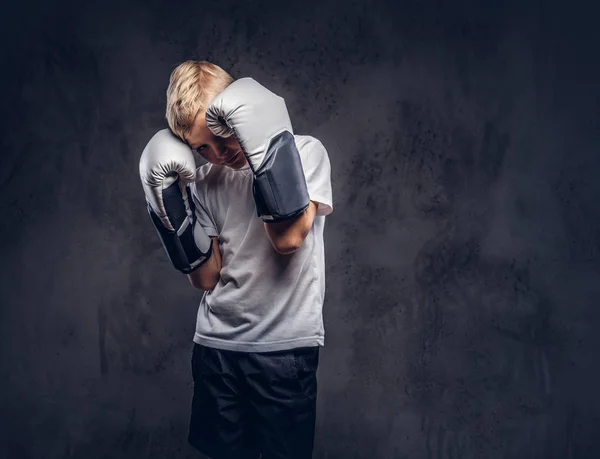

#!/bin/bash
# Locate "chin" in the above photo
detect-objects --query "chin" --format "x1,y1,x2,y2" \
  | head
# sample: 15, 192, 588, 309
229, 162, 245, 170
227, 156, 247, 169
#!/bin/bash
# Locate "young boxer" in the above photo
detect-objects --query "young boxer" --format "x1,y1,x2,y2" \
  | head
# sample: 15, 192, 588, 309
139, 61, 333, 459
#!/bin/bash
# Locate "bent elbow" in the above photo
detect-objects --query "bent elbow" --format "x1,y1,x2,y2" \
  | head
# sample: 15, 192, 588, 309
199, 277, 219, 291
198, 281, 217, 291
272, 237, 303, 255
274, 245, 299, 255
188, 275, 218, 291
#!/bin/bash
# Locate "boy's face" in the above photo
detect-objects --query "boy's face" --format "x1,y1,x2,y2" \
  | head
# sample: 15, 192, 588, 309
185, 111, 248, 169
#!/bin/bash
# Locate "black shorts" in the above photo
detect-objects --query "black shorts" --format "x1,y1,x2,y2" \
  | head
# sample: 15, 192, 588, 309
188, 343, 320, 459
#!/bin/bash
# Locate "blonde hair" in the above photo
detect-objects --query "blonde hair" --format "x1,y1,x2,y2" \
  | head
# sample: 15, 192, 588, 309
166, 60, 233, 141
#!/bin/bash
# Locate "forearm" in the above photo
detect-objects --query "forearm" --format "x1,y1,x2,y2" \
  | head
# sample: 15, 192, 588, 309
187, 237, 222, 290
264, 201, 317, 254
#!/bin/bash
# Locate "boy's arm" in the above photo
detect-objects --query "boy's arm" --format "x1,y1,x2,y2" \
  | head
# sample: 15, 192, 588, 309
140, 129, 212, 274
187, 237, 222, 290
264, 201, 318, 254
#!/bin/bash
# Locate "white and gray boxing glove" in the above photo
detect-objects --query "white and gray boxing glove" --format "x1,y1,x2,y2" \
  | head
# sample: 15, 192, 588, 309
139, 129, 211, 273
205, 78, 310, 222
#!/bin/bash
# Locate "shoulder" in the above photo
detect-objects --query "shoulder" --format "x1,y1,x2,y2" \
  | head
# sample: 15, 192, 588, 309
195, 162, 215, 181
294, 134, 327, 154
293, 135, 330, 166
191, 163, 220, 197
195, 162, 232, 184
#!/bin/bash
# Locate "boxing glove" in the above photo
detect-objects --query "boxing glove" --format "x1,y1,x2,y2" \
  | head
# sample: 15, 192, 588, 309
139, 129, 211, 273
205, 78, 310, 222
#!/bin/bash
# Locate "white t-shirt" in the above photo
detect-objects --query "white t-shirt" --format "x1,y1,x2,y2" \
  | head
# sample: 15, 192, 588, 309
189, 135, 333, 352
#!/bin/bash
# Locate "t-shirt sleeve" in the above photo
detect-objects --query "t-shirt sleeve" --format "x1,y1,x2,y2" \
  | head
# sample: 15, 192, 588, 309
190, 174, 219, 237
299, 137, 333, 216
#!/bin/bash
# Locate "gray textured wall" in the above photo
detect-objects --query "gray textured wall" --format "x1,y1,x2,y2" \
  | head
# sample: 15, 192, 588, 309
1, 0, 599, 458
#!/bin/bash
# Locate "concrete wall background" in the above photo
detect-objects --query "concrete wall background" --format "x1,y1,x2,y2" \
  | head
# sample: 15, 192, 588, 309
1, 0, 599, 457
